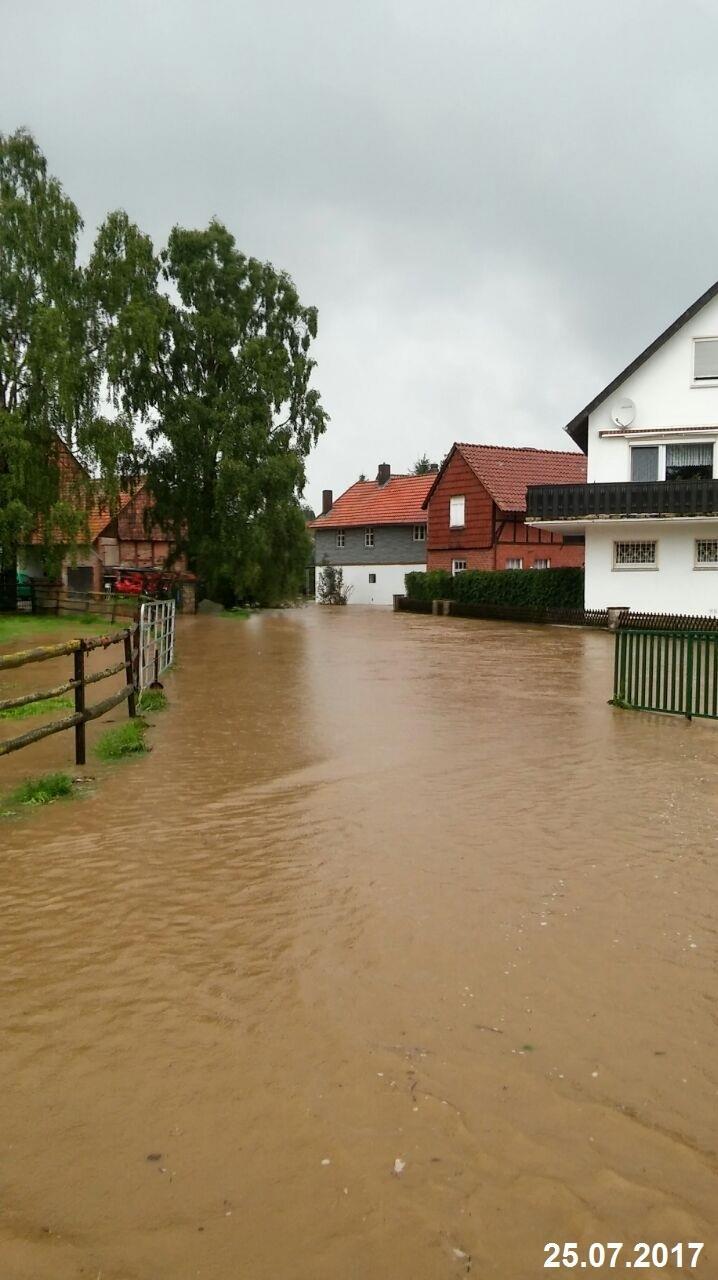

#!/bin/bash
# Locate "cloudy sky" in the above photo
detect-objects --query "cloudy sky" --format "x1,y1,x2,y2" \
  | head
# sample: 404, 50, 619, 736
3, 0, 718, 510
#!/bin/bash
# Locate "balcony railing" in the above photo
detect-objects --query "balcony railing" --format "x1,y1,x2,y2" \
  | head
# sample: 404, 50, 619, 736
526, 479, 718, 522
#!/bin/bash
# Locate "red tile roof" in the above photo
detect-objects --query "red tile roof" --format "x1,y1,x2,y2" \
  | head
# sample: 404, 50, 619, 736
308, 473, 433, 529
424, 443, 587, 513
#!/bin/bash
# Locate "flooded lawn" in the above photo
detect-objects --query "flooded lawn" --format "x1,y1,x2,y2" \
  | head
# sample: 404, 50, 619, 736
0, 607, 716, 1279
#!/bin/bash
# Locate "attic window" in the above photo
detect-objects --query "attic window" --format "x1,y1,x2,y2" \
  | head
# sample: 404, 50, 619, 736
693, 338, 718, 383
449, 496, 465, 528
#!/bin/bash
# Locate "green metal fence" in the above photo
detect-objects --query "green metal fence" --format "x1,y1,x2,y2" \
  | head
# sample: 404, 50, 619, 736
613, 628, 718, 720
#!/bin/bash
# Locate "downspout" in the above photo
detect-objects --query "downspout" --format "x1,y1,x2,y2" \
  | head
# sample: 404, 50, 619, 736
492, 503, 497, 569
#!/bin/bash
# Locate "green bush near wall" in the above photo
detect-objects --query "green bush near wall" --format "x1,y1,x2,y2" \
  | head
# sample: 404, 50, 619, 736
404, 567, 584, 608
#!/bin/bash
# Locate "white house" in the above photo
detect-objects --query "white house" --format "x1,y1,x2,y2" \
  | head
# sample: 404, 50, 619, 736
308, 465, 432, 606
526, 280, 718, 616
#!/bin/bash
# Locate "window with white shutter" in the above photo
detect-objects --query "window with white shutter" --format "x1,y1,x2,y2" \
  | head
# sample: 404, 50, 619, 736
630, 446, 659, 482
693, 338, 718, 382
449, 496, 465, 527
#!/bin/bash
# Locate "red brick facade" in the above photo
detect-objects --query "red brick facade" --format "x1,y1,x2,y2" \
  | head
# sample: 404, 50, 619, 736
425, 446, 585, 572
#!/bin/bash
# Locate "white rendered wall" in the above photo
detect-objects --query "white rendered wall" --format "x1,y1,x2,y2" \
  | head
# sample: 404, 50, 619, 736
585, 521, 718, 615
587, 291, 718, 483
316, 563, 425, 606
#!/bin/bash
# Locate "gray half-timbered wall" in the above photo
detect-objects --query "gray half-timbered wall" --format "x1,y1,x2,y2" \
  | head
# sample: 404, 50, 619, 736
314, 524, 426, 566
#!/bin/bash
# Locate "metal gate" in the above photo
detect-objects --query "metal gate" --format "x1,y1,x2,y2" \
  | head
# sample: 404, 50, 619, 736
613, 628, 718, 721
139, 600, 176, 690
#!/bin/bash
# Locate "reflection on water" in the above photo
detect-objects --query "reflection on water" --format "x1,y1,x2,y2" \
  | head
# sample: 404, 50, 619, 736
0, 607, 716, 1279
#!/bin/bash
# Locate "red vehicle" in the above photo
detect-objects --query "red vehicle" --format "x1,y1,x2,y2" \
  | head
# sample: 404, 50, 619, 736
113, 570, 167, 597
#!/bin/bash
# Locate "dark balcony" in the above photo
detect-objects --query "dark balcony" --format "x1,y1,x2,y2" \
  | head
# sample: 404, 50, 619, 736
526, 479, 718, 522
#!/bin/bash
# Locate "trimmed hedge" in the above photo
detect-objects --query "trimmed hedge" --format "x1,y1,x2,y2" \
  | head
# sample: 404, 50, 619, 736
404, 567, 584, 609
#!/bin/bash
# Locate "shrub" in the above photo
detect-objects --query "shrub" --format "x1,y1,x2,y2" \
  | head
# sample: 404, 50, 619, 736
405, 567, 584, 609
317, 563, 352, 605
95, 718, 148, 761
404, 570, 453, 602
137, 688, 167, 713
2, 772, 73, 812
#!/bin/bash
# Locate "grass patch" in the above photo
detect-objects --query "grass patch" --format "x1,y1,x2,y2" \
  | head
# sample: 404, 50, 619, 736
1, 771, 74, 814
0, 695, 73, 721
223, 607, 251, 619
95, 717, 148, 761
0, 612, 109, 646
137, 688, 167, 713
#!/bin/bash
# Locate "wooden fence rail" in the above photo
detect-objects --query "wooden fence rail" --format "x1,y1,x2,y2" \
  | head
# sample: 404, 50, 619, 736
0, 624, 139, 764
31, 584, 141, 622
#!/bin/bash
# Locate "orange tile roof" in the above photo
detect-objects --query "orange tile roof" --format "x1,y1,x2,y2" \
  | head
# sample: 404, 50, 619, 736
425, 443, 587, 513
87, 491, 134, 541
308, 473, 434, 529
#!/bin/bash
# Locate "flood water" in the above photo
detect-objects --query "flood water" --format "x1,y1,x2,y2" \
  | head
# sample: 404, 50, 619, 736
1, 606, 716, 1279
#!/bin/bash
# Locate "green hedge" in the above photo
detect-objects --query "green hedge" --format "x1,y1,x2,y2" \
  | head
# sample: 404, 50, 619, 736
404, 567, 584, 609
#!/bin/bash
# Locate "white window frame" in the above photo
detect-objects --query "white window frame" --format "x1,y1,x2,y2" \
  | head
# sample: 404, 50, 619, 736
364, 526, 374, 548
505, 558, 523, 570
692, 337, 718, 387
613, 540, 658, 570
452, 559, 468, 575
532, 558, 551, 570
694, 538, 718, 569
412, 523, 426, 541
336, 529, 345, 548
449, 495, 466, 528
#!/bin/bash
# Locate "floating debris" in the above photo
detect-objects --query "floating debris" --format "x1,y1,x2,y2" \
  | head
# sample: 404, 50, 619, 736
392, 1157, 406, 1176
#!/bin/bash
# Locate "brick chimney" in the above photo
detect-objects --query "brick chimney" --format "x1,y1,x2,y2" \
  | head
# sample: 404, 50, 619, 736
376, 463, 391, 486
322, 489, 333, 515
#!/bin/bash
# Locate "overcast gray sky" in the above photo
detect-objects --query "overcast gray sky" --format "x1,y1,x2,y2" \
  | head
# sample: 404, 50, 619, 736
3, 0, 718, 511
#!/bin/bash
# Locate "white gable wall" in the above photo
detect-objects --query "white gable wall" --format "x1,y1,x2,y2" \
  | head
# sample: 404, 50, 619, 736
587, 291, 718, 482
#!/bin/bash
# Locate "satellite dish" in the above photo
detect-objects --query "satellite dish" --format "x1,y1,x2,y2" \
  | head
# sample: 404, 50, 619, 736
611, 397, 636, 428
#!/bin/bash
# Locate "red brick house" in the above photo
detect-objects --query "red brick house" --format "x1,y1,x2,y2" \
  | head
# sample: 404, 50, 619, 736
423, 443, 587, 572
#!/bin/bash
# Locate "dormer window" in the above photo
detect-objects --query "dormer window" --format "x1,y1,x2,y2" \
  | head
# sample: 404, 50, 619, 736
693, 338, 718, 383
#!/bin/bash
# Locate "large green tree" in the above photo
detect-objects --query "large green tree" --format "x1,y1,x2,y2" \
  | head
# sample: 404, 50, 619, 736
0, 129, 87, 567
0, 130, 136, 574
1, 131, 327, 603
110, 218, 327, 604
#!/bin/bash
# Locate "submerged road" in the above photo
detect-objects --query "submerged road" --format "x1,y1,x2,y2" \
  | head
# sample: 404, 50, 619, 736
0, 606, 716, 1279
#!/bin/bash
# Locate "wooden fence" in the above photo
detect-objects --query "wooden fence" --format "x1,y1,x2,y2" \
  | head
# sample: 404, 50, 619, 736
32, 583, 141, 622
0, 625, 139, 764
395, 596, 718, 632
613, 628, 718, 721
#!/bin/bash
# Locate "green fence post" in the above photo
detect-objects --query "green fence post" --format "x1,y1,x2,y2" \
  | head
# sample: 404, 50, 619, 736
685, 635, 694, 721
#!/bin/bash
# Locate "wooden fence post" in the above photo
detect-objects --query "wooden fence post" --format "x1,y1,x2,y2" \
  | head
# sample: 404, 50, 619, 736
125, 630, 137, 718
74, 644, 86, 765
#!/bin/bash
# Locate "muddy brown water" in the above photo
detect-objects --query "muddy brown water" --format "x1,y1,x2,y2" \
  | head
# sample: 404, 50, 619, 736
0, 607, 716, 1280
